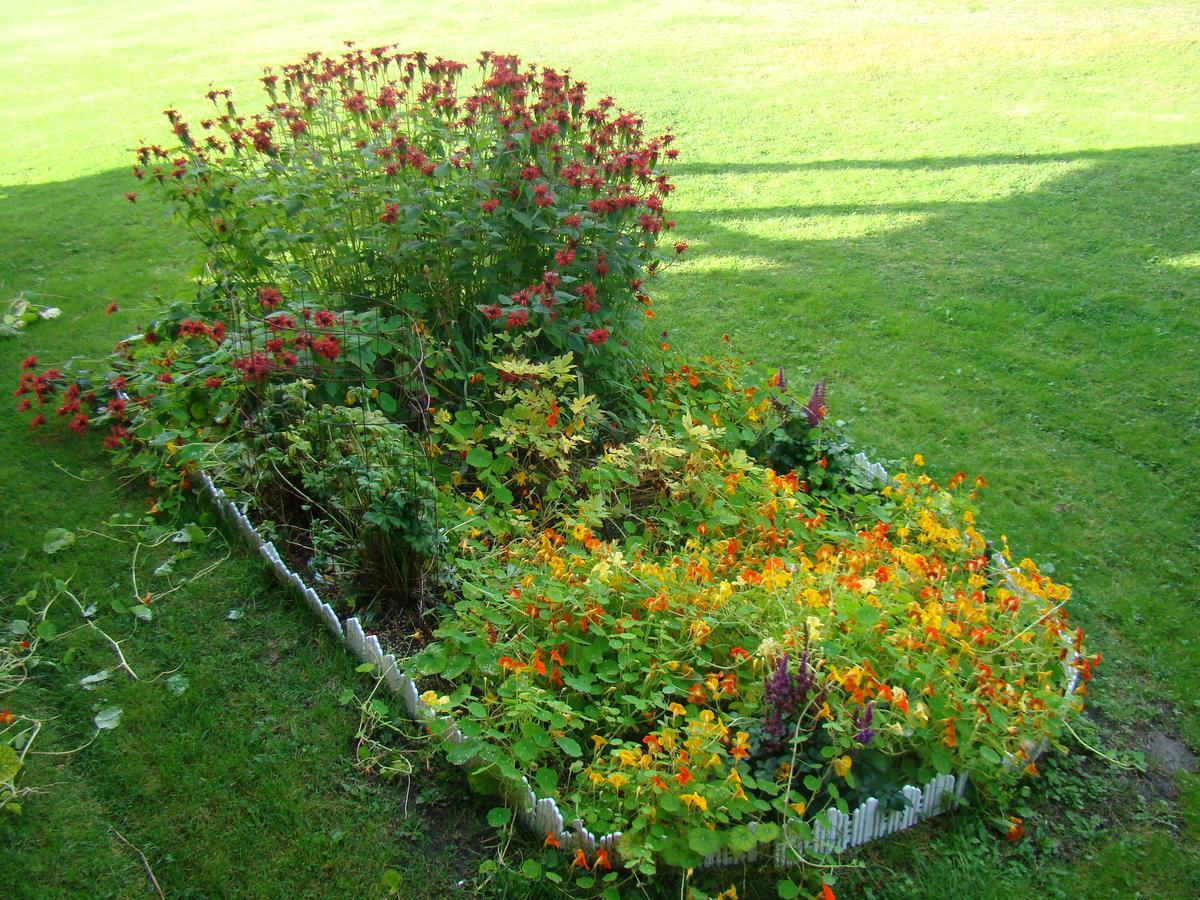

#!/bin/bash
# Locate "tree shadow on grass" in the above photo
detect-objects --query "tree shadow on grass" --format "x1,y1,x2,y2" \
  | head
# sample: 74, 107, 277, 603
664, 144, 1200, 490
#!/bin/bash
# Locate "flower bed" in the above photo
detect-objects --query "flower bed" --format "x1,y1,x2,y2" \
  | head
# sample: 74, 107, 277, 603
194, 458, 1079, 870
12, 43, 1096, 881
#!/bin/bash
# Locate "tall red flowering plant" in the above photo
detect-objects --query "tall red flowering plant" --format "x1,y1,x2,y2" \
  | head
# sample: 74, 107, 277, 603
137, 45, 683, 406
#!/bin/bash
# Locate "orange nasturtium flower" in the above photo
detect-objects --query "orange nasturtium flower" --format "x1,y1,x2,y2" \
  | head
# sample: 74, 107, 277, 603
1005, 816, 1025, 842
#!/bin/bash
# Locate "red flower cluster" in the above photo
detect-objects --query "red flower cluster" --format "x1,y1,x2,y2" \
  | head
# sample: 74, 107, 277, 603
177, 318, 227, 343
313, 335, 341, 360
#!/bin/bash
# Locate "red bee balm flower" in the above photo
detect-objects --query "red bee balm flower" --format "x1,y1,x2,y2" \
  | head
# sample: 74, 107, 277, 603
313, 335, 341, 360
257, 286, 283, 309
587, 327, 610, 345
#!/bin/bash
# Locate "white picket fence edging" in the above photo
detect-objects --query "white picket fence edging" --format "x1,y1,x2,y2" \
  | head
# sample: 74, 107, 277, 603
196, 465, 1081, 868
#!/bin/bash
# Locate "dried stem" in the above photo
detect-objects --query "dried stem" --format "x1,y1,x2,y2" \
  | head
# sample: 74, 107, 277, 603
111, 828, 165, 900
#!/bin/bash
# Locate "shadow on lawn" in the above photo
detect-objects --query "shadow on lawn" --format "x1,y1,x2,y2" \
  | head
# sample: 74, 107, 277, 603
665, 143, 1200, 492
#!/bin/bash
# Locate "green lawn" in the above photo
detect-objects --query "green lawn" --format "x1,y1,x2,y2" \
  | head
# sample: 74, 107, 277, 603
2, 1, 1199, 896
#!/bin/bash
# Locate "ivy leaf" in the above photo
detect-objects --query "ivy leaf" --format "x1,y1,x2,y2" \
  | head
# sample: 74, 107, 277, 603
42, 528, 76, 555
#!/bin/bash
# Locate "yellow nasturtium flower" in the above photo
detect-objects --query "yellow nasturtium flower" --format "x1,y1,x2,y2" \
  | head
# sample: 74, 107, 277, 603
833, 755, 853, 778
680, 792, 708, 812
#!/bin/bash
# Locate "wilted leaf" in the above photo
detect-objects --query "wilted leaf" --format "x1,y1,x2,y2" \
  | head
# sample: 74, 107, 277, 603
93, 707, 123, 730
226, 609, 244, 621
79, 670, 111, 690
0, 745, 20, 783
42, 528, 75, 555
174, 522, 207, 545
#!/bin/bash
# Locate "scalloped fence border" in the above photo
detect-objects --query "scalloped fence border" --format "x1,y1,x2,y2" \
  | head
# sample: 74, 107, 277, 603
195, 456, 1080, 869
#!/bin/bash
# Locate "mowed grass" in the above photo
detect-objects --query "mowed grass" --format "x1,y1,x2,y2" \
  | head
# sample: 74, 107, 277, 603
1, 1, 1198, 896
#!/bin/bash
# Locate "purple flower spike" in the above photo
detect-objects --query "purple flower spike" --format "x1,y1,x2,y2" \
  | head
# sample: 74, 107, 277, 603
804, 379, 827, 427
853, 701, 877, 745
